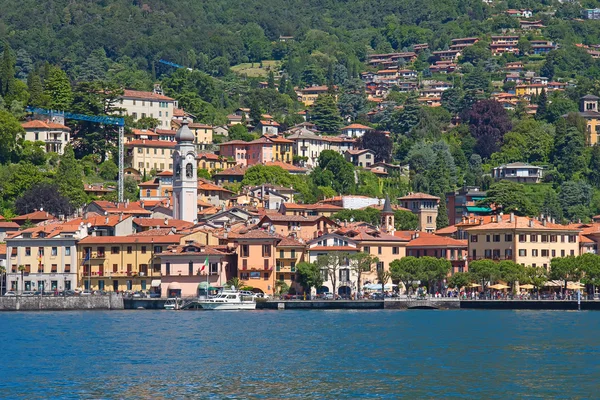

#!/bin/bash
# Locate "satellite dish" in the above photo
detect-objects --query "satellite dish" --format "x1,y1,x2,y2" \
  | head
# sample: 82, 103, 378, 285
350, 217, 354, 222
104, 211, 108, 216
231, 285, 235, 291
86, 223, 92, 228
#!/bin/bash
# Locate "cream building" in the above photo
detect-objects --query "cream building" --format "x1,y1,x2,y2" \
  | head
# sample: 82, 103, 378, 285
465, 214, 580, 269
125, 139, 176, 172
5, 224, 88, 293
21, 120, 71, 154
398, 193, 440, 233
119, 89, 177, 129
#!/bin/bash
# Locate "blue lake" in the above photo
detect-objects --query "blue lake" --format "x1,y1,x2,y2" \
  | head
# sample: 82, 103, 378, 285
0, 309, 597, 399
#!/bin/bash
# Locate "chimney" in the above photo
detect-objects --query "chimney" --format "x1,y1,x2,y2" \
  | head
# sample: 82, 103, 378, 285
529, 219, 534, 227
509, 212, 514, 223
119, 212, 123, 222
105, 217, 109, 224
164, 217, 169, 225
542, 218, 547, 226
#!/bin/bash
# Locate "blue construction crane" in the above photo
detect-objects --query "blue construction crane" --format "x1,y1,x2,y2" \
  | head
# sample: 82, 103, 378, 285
158, 59, 193, 71
26, 107, 126, 202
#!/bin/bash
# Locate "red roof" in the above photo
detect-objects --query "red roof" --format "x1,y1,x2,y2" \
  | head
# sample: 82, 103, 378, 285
264, 161, 307, 172
197, 152, 220, 161
21, 120, 70, 130
0, 222, 19, 229
122, 89, 174, 102
90, 201, 152, 216
342, 124, 373, 130
309, 246, 359, 251
79, 234, 183, 244
132, 218, 194, 230
12, 211, 55, 222
406, 232, 467, 248
214, 165, 247, 176
125, 139, 176, 149
157, 170, 173, 177
398, 192, 440, 201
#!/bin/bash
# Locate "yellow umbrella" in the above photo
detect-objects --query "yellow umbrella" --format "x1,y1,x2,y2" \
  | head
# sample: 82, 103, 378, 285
520, 284, 535, 290
489, 283, 510, 290
566, 282, 585, 290
468, 283, 481, 288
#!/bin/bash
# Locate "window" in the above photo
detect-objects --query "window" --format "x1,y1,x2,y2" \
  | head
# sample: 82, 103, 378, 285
550, 235, 557, 243
561, 250, 565, 257
291, 249, 296, 258
530, 234, 538, 242
472, 250, 477, 258
210, 263, 218, 274
427, 216, 432, 224
99, 280, 105, 290
153, 246, 162, 254
505, 234, 513, 242
568, 235, 577, 243
493, 235, 500, 242
570, 250, 575, 256
112, 264, 118, 273
65, 247, 71, 256
392, 247, 399, 255
127, 246, 133, 254
126, 280, 132, 290
51, 264, 57, 273
280, 250, 285, 259
541, 235, 548, 243
290, 262, 296, 272
166, 262, 170, 275
551, 250, 556, 257
377, 262, 384, 272
364, 246, 370, 253
518, 234, 526, 243
378, 246, 382, 255
51, 247, 58, 256
279, 274, 284, 281
97, 247, 105, 257
264, 259, 269, 270
560, 235, 565, 243
486, 235, 491, 242
470, 235, 478, 243
127, 264, 132, 274
519, 249, 527, 257
25, 247, 31, 256
541, 249, 549, 257
485, 249, 492, 258
532, 249, 538, 257
241, 245, 249, 257
38, 247, 44, 256
141, 246, 147, 254
505, 249, 512, 258
189, 261, 194, 275
64, 264, 71, 273
111, 247, 119, 254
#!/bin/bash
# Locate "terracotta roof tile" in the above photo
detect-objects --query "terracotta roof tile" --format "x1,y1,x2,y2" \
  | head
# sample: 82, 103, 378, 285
132, 218, 194, 230
21, 120, 70, 130
125, 139, 176, 149
406, 232, 467, 247
398, 192, 440, 201
79, 234, 182, 244
122, 89, 174, 102
12, 211, 55, 222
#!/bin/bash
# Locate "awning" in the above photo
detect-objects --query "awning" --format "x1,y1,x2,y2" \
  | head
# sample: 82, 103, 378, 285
465, 206, 493, 213
151, 280, 161, 287
167, 282, 181, 290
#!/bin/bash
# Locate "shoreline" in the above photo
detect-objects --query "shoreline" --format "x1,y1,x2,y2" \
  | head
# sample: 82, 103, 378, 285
1, 296, 598, 311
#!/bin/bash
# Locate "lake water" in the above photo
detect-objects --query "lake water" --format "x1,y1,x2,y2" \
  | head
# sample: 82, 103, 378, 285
0, 309, 597, 399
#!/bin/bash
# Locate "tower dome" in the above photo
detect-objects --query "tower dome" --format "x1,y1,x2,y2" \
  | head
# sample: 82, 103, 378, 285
175, 118, 194, 142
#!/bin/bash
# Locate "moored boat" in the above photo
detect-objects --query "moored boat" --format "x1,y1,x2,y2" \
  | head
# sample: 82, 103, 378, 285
197, 290, 256, 310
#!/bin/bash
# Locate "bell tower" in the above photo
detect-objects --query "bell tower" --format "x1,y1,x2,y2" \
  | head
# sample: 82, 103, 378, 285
381, 195, 395, 234
172, 118, 197, 223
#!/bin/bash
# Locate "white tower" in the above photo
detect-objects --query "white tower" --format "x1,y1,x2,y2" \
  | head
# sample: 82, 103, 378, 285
172, 118, 197, 223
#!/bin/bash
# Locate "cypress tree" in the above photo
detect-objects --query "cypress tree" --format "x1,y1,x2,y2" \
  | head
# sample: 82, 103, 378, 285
311, 94, 343, 133
535, 89, 547, 121
54, 145, 87, 207
45, 66, 73, 110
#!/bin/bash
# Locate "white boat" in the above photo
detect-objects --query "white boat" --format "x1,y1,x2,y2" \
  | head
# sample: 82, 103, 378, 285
197, 290, 256, 310
164, 298, 182, 310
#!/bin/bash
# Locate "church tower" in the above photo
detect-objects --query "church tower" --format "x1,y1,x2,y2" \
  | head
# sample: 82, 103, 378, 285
381, 195, 395, 234
172, 118, 197, 222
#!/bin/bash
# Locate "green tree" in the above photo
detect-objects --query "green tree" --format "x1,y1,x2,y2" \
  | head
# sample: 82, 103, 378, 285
0, 41, 16, 99
481, 180, 534, 216
295, 261, 323, 296
469, 259, 500, 291
27, 71, 48, 107
316, 252, 349, 296
311, 94, 343, 133
98, 160, 119, 180
535, 89, 547, 121
395, 209, 418, 230
44, 66, 73, 110
376, 269, 391, 294
550, 256, 582, 294
498, 260, 525, 292
310, 150, 355, 194
579, 253, 600, 289
54, 145, 87, 207
553, 122, 586, 180
524, 266, 548, 298
589, 145, 600, 189
420, 256, 451, 294
267, 70, 275, 89
226, 277, 244, 290
350, 253, 379, 296
0, 110, 24, 164
390, 256, 421, 296
448, 272, 473, 292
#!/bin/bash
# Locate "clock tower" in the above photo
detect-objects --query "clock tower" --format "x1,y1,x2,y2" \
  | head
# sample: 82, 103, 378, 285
172, 118, 197, 223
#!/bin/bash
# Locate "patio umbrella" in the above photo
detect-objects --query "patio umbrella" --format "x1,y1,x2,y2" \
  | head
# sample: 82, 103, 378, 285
519, 284, 535, 290
468, 283, 481, 288
566, 282, 584, 290
489, 283, 510, 290
544, 281, 562, 287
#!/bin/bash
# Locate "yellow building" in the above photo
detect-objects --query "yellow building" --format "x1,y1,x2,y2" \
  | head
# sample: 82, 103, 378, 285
269, 136, 294, 163
126, 139, 176, 173
275, 237, 306, 294
197, 152, 236, 174
578, 95, 600, 145
465, 214, 580, 270
515, 84, 546, 98
297, 86, 333, 106
189, 123, 213, 147
77, 234, 182, 292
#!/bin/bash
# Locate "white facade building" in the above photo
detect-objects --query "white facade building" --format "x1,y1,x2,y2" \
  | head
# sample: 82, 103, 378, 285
21, 120, 71, 154
172, 119, 198, 223
119, 89, 177, 129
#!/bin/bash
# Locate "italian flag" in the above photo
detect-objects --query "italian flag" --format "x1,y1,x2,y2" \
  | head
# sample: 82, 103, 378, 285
200, 256, 208, 272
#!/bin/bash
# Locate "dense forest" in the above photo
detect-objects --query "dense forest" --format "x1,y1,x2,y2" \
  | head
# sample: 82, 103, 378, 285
2, 0, 600, 225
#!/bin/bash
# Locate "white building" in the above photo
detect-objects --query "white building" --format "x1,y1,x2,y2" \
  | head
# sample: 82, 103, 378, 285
119, 89, 177, 129
286, 128, 331, 168
21, 120, 71, 154
341, 124, 374, 138
492, 162, 544, 184
172, 119, 198, 223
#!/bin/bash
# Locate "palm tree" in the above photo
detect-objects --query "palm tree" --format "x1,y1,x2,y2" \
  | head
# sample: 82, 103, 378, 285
18, 265, 25, 294
0, 265, 5, 296
226, 277, 244, 290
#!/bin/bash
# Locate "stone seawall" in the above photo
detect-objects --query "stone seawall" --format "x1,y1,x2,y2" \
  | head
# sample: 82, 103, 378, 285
0, 294, 124, 311
384, 299, 460, 310
460, 300, 600, 310
257, 300, 385, 310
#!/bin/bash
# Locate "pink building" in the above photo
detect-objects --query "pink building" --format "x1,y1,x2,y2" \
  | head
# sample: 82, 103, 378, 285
159, 242, 236, 298
218, 136, 293, 166
257, 214, 339, 241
